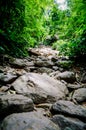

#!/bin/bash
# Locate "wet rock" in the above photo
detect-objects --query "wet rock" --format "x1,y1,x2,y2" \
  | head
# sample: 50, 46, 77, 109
51, 115, 86, 130
55, 71, 76, 83
0, 94, 34, 119
0, 111, 60, 130
0, 73, 17, 84
50, 100, 86, 122
72, 88, 86, 103
12, 73, 68, 104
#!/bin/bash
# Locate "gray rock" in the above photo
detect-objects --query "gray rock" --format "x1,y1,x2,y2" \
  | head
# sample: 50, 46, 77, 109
28, 48, 41, 56
81, 73, 86, 83
49, 71, 60, 77
50, 100, 86, 122
67, 84, 81, 91
72, 88, 86, 103
0, 85, 10, 92
24, 61, 34, 67
9, 58, 26, 68
29, 46, 58, 57
0, 73, 17, 84
35, 59, 54, 67
51, 115, 86, 130
12, 73, 68, 104
0, 112, 60, 130
52, 66, 59, 71
57, 60, 73, 69
0, 94, 34, 119
55, 71, 76, 83
28, 66, 37, 72
37, 67, 53, 74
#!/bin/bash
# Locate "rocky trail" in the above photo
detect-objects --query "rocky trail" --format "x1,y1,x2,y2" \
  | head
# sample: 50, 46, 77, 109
0, 45, 86, 130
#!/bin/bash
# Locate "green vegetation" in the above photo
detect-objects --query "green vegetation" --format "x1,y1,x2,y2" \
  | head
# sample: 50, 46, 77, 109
0, 0, 86, 58
0, 0, 53, 57
0, 0, 26, 57
51, 0, 86, 58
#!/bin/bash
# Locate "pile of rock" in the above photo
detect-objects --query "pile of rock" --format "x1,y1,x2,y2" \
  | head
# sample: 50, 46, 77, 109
0, 46, 86, 130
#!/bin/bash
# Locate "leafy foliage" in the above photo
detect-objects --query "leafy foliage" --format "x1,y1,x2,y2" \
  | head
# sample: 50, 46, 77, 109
24, 0, 53, 47
0, 0, 86, 58
0, 0, 26, 57
52, 0, 86, 58
0, 0, 53, 57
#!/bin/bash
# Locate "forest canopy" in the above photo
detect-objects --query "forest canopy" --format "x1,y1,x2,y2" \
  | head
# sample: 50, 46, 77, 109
0, 0, 86, 58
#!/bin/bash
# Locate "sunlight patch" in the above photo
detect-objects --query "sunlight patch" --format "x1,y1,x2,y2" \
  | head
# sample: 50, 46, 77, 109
55, 0, 67, 10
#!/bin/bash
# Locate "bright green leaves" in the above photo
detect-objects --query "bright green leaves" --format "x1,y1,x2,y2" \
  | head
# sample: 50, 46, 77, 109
0, 0, 54, 56
24, 0, 53, 47
1, 0, 85, 58
52, 0, 86, 58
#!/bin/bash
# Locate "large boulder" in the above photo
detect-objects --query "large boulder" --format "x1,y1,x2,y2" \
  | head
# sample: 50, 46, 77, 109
50, 100, 86, 122
72, 88, 86, 103
51, 115, 86, 130
0, 93, 34, 119
0, 111, 60, 130
55, 71, 76, 83
12, 73, 68, 104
